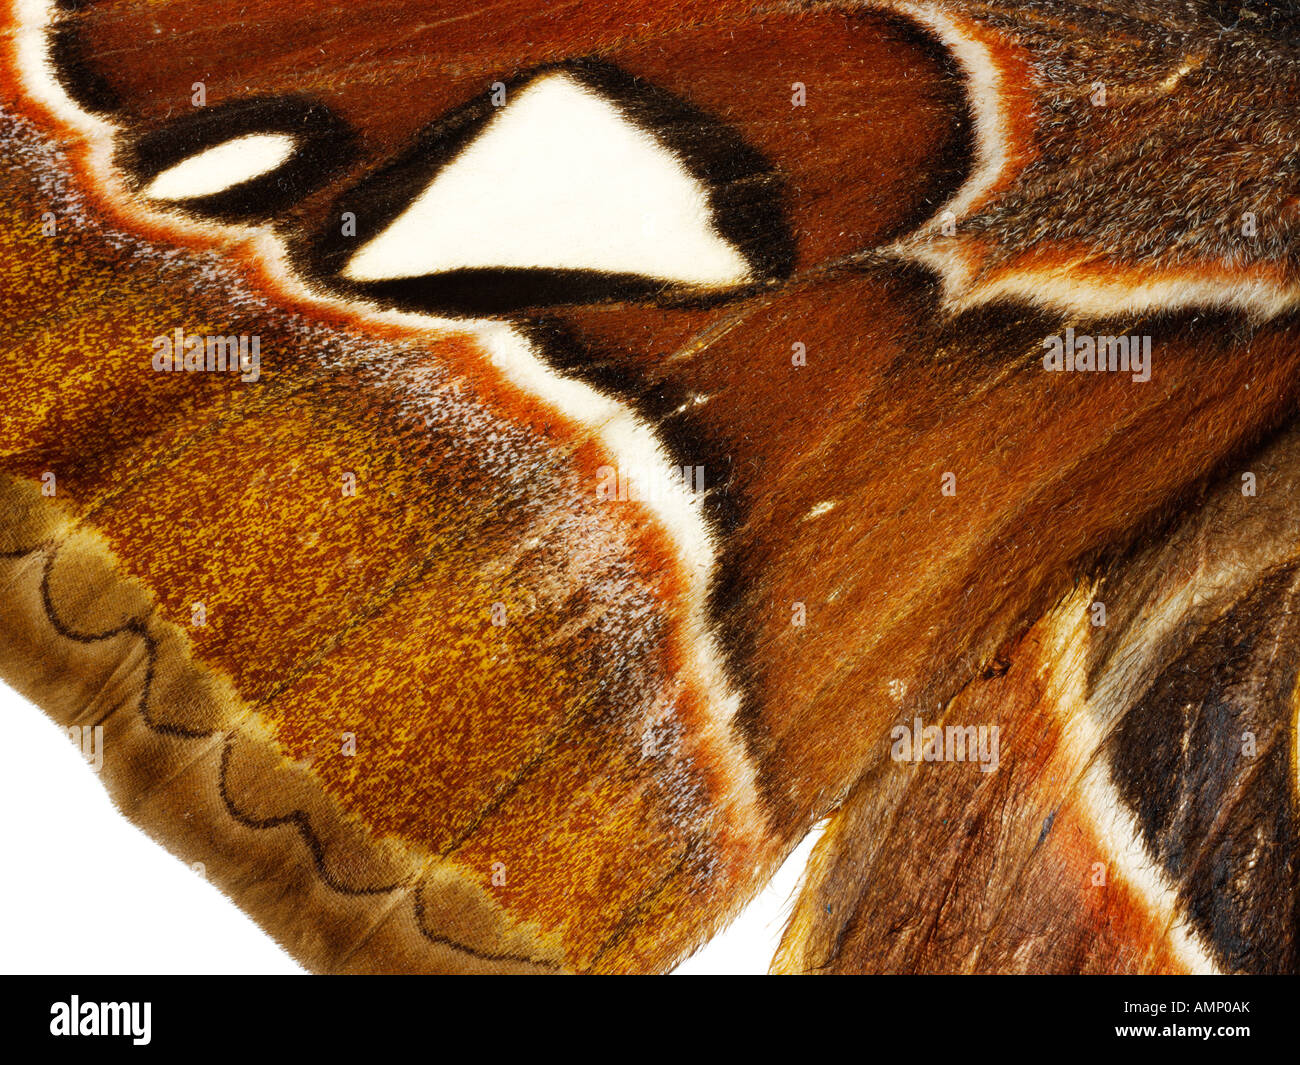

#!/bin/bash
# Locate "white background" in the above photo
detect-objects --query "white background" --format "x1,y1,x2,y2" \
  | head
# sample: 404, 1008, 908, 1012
0, 679, 819, 975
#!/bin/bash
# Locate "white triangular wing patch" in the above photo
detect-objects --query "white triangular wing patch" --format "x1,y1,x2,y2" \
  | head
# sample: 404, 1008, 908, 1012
341, 74, 752, 288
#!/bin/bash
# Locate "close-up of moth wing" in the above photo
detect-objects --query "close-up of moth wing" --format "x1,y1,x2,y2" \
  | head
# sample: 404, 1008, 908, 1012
0, 0, 1298, 978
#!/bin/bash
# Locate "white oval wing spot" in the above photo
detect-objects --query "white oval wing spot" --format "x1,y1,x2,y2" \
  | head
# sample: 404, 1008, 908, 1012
143, 133, 298, 201
342, 74, 753, 288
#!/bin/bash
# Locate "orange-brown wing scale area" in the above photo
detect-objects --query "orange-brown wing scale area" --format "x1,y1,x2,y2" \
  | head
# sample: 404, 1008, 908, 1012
0, 103, 767, 973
